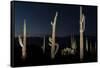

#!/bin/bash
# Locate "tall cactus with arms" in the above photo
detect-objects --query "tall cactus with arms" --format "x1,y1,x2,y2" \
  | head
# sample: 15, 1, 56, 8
18, 19, 27, 59
49, 12, 59, 59
80, 6, 85, 61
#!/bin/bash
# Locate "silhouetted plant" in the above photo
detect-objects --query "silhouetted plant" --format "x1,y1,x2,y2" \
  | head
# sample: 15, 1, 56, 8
80, 6, 85, 61
18, 19, 27, 59
49, 12, 59, 59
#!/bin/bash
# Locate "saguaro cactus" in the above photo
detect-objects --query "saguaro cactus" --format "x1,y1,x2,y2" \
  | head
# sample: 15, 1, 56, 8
41, 36, 45, 54
80, 6, 85, 61
18, 19, 26, 59
71, 36, 77, 51
49, 12, 59, 59
86, 38, 88, 52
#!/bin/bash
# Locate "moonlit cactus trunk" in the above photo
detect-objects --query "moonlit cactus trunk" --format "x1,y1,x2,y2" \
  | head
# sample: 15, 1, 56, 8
86, 38, 88, 52
80, 6, 85, 61
49, 12, 59, 59
71, 36, 77, 51
41, 36, 45, 54
18, 19, 26, 59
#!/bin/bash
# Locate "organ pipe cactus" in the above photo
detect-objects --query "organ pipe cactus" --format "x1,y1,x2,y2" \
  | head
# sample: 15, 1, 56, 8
80, 6, 85, 61
18, 19, 26, 59
49, 12, 59, 59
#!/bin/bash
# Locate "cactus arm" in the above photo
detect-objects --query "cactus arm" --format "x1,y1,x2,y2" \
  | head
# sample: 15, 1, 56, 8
55, 43, 59, 55
23, 19, 26, 50
54, 12, 58, 21
49, 37, 52, 43
51, 21, 53, 25
18, 35, 23, 47
48, 37, 52, 47
53, 12, 58, 25
49, 43, 52, 47
51, 46, 55, 58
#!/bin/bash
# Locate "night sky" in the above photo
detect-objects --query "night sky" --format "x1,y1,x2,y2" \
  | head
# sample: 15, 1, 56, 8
14, 1, 97, 37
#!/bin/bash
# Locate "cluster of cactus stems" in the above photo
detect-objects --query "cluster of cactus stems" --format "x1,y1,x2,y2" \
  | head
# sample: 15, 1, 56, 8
41, 36, 45, 54
80, 6, 85, 61
61, 36, 77, 56
61, 47, 75, 56
86, 38, 97, 54
18, 19, 27, 59
49, 12, 59, 59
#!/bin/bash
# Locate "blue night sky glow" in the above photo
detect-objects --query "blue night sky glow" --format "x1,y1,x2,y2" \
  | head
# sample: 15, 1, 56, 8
14, 1, 97, 37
